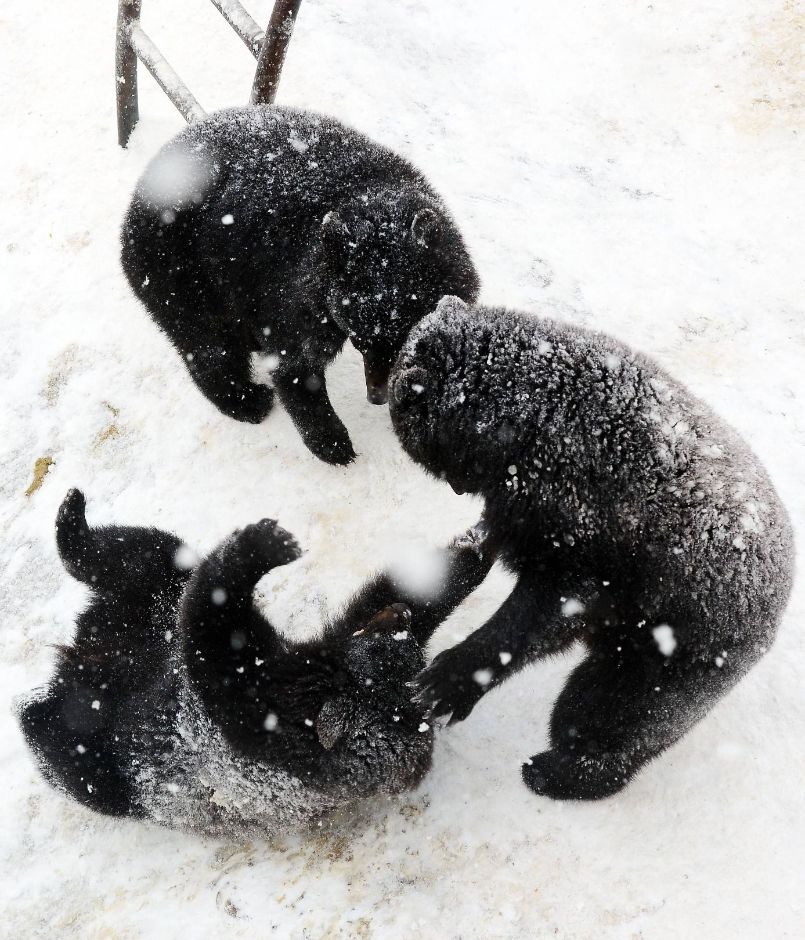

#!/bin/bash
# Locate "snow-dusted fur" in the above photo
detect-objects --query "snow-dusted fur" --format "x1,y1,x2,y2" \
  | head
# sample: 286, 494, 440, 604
392, 297, 795, 800
17, 490, 462, 836
120, 105, 479, 465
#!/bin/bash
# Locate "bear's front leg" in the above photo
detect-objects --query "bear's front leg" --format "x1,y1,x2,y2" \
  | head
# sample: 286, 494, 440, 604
273, 361, 356, 465
412, 573, 589, 724
329, 524, 496, 645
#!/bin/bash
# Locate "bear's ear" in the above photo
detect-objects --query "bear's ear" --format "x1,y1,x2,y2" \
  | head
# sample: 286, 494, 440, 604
436, 294, 469, 317
322, 211, 375, 263
321, 210, 351, 255
316, 698, 353, 750
411, 208, 443, 247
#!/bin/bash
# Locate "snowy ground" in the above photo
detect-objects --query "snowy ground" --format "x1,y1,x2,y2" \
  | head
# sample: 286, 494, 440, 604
2, 0, 804, 937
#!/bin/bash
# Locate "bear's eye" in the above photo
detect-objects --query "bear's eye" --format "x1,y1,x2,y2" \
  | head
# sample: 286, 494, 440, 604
393, 367, 429, 405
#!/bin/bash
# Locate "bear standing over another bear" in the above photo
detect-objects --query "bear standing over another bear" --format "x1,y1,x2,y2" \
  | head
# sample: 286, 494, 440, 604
393, 297, 793, 800
121, 106, 479, 465
29, 94, 789, 815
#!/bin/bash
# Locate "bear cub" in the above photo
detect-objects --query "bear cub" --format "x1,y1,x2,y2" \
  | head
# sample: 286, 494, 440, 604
392, 297, 793, 800
18, 490, 492, 835
121, 105, 479, 464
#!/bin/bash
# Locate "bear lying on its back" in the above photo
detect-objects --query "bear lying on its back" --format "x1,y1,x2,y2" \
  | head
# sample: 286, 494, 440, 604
18, 490, 492, 835
393, 297, 794, 800
121, 106, 479, 464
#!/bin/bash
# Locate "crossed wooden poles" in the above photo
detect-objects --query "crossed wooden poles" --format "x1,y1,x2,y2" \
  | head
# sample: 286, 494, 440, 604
116, 0, 303, 147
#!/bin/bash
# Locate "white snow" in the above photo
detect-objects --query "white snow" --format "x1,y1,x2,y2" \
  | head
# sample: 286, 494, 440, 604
174, 543, 199, 570
388, 541, 449, 600
653, 624, 678, 657
1, 0, 804, 937
472, 668, 494, 687
263, 712, 279, 732
137, 145, 214, 208
561, 597, 586, 617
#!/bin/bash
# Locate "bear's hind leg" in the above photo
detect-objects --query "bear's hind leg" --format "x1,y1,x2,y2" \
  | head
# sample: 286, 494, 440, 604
524, 636, 750, 800
56, 488, 187, 599
180, 519, 302, 737
18, 691, 133, 817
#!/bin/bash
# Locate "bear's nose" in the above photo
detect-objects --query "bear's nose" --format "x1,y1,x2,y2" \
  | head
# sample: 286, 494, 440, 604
365, 603, 412, 633
363, 355, 391, 405
366, 381, 389, 405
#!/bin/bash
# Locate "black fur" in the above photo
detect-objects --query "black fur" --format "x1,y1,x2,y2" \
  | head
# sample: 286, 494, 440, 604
121, 106, 479, 464
392, 297, 794, 800
18, 489, 188, 818
18, 491, 490, 834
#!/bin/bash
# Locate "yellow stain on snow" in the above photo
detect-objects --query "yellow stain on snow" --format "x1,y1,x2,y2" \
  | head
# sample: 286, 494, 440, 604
734, 0, 805, 133
24, 456, 54, 498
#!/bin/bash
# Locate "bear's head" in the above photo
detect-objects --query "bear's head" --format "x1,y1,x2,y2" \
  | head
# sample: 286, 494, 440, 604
273, 603, 433, 798
316, 604, 432, 796
318, 187, 479, 405
388, 296, 520, 499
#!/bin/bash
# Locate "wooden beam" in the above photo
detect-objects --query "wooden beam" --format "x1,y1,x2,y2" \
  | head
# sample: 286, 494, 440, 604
251, 0, 302, 105
128, 22, 207, 125
209, 0, 265, 57
116, 0, 303, 145
116, 0, 142, 147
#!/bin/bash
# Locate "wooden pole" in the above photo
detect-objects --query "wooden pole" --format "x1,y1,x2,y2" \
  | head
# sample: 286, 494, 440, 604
128, 23, 207, 124
209, 0, 265, 57
116, 0, 142, 147
116, 0, 302, 145
250, 0, 302, 105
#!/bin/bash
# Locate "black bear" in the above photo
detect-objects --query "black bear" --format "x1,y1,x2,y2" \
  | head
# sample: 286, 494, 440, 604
18, 490, 491, 835
391, 296, 794, 800
121, 105, 479, 464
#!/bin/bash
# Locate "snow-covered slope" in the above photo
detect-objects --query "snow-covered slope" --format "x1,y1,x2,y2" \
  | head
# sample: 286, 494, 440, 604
1, 1, 803, 936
